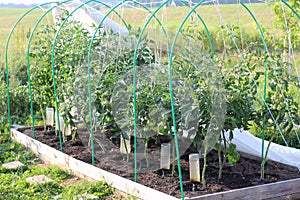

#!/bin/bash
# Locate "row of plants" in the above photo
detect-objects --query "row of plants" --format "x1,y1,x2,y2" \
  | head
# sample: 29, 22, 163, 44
0, 131, 115, 199
2, 2, 298, 130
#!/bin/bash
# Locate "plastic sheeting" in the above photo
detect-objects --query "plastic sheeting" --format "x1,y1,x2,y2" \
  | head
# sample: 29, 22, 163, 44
224, 128, 300, 169
52, 1, 129, 36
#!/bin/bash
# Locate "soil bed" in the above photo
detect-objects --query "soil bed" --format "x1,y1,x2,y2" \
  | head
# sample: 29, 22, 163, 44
18, 126, 300, 198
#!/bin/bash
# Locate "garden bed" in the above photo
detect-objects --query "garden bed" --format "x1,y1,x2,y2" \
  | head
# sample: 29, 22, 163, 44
11, 126, 300, 200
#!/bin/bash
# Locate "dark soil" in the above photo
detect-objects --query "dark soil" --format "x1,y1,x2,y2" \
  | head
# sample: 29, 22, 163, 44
18, 126, 300, 198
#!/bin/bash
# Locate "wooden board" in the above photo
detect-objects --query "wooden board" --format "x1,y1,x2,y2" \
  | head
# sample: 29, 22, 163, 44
186, 178, 300, 200
11, 128, 178, 200
11, 128, 300, 200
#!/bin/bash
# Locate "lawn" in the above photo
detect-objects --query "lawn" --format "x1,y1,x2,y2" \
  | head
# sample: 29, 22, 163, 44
0, 131, 116, 199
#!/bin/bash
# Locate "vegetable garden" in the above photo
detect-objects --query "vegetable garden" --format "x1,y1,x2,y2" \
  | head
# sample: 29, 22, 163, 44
3, 0, 300, 199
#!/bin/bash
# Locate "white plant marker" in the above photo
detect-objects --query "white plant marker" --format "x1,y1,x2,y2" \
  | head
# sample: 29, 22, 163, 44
55, 115, 64, 136
120, 135, 131, 161
120, 135, 131, 155
55, 114, 58, 135
189, 153, 200, 191
160, 143, 171, 176
65, 124, 72, 137
60, 116, 65, 135
46, 108, 54, 126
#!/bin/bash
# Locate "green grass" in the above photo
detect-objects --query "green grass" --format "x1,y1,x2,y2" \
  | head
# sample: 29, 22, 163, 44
110, 3, 278, 32
0, 3, 281, 50
0, 8, 52, 74
0, 132, 114, 200
0, 8, 52, 44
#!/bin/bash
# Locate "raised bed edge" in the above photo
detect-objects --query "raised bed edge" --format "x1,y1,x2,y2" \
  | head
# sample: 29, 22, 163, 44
186, 178, 300, 200
10, 128, 178, 200
11, 128, 300, 200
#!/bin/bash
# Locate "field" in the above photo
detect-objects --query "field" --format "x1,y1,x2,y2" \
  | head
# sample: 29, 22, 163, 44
116, 3, 278, 31
1, 3, 297, 71
0, 8, 52, 77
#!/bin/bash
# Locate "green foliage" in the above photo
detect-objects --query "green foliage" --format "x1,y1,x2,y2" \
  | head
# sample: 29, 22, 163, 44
23, 165, 73, 182
0, 136, 36, 165
227, 143, 240, 164
273, 0, 300, 50
179, 4, 299, 185
68, 29, 159, 138
29, 18, 93, 126
0, 68, 8, 132
181, 24, 260, 140
253, 53, 300, 148
60, 180, 114, 199
0, 133, 114, 199
221, 55, 259, 132
29, 24, 56, 111
0, 174, 64, 200
9, 86, 31, 125
93, 33, 154, 132
184, 24, 262, 55
214, 24, 261, 54
0, 167, 113, 200
179, 26, 264, 186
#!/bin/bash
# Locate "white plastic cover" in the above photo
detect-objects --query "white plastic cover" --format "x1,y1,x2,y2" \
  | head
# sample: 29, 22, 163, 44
52, 1, 129, 36
224, 128, 300, 169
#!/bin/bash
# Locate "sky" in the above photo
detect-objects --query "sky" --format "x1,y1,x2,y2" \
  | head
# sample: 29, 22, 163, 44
0, 0, 61, 4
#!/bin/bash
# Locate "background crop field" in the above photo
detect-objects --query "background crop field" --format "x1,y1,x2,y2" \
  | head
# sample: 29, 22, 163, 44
115, 3, 278, 31
0, 8, 52, 72
0, 3, 281, 50
0, 3, 292, 59
107, 3, 282, 48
